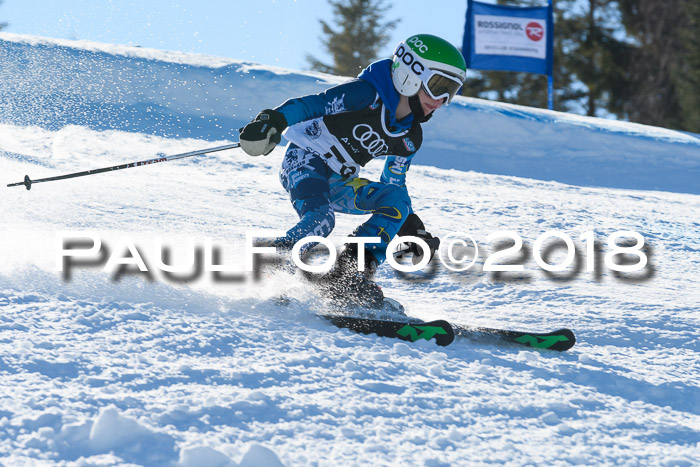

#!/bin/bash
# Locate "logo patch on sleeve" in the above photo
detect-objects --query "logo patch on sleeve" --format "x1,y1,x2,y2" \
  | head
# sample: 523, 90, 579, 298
304, 120, 322, 139
325, 94, 346, 114
402, 137, 416, 152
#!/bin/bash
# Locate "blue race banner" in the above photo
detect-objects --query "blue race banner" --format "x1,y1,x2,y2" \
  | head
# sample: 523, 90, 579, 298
462, 0, 553, 76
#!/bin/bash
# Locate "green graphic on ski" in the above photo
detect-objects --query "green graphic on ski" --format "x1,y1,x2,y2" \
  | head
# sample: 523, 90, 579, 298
321, 315, 455, 347
452, 325, 576, 351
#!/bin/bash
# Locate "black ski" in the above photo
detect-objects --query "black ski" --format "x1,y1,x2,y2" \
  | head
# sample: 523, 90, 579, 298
277, 295, 576, 351
452, 324, 576, 351
321, 314, 455, 347
321, 314, 575, 351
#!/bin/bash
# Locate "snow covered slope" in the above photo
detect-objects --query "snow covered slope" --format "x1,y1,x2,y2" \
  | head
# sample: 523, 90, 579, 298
1, 34, 699, 466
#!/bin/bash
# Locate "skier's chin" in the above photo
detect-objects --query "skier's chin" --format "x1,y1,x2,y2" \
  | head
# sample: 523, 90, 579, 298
423, 105, 438, 116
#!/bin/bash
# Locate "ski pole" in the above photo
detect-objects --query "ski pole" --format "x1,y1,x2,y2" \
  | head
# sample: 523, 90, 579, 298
6, 142, 241, 190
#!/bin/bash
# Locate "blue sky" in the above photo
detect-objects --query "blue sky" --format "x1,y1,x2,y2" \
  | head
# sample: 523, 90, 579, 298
1, 0, 475, 71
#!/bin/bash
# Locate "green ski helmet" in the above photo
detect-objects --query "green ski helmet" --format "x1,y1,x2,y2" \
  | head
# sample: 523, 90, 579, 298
391, 34, 467, 104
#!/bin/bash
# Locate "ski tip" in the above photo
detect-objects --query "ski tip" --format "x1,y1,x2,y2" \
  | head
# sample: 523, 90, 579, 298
555, 328, 576, 351
415, 319, 455, 347
515, 328, 576, 351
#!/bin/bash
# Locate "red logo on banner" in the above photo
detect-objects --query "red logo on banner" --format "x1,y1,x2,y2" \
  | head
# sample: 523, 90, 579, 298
525, 22, 544, 41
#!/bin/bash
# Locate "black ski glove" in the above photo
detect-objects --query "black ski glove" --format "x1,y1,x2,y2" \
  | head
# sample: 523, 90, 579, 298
395, 213, 441, 264
239, 109, 288, 156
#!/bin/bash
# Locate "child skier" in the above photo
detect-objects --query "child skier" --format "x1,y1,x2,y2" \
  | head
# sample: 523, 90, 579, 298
239, 34, 467, 309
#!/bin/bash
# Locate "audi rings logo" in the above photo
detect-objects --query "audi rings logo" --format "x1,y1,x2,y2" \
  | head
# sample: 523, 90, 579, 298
352, 124, 389, 157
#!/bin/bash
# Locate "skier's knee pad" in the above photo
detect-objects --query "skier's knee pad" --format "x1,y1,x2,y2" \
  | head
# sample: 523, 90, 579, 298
353, 185, 412, 265
375, 185, 411, 224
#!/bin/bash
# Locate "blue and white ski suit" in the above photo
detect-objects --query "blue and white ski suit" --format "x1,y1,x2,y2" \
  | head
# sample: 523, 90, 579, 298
273, 59, 424, 264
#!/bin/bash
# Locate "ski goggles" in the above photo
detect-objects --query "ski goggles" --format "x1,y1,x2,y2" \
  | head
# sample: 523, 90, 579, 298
421, 68, 464, 103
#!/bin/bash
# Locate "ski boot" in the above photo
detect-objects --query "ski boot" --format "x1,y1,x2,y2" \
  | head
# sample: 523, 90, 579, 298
313, 244, 385, 310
